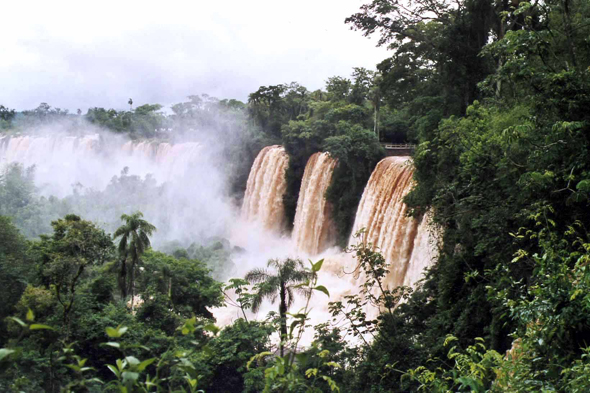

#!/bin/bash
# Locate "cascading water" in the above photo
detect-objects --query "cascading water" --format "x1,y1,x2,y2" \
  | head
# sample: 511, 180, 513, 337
3, 134, 438, 343
0, 134, 102, 196
120, 140, 203, 180
292, 152, 337, 255
0, 135, 206, 195
349, 156, 436, 289
241, 145, 289, 233
0, 134, 231, 244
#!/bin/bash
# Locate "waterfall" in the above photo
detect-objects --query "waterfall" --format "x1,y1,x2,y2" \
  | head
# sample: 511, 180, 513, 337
349, 156, 436, 288
0, 134, 230, 243
0, 135, 205, 194
292, 152, 337, 255
241, 145, 289, 233
0, 134, 100, 164
0, 134, 102, 196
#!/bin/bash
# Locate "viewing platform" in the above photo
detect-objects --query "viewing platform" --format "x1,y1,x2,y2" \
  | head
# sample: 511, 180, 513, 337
381, 143, 416, 156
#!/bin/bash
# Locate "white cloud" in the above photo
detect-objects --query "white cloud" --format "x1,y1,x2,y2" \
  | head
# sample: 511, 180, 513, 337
0, 0, 389, 111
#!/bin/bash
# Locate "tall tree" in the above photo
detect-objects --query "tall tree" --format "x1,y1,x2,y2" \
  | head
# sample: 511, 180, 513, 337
113, 212, 156, 303
0, 105, 16, 129
36, 214, 113, 334
0, 216, 32, 345
347, 0, 502, 140
245, 258, 313, 356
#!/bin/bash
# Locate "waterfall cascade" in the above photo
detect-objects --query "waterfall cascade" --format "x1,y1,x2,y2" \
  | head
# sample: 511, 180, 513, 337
0, 135, 103, 196
121, 140, 203, 179
241, 145, 289, 233
5, 136, 438, 339
0, 135, 204, 193
0, 134, 230, 244
349, 156, 436, 288
292, 152, 337, 255
0, 134, 99, 162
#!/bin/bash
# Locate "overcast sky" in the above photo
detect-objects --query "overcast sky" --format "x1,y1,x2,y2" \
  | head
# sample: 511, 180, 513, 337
0, 0, 389, 112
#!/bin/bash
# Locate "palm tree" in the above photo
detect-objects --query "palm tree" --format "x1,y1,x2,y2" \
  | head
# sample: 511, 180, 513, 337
113, 212, 156, 302
245, 258, 313, 356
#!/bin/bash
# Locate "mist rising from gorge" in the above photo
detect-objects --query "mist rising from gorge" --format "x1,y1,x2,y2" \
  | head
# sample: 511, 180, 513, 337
0, 104, 292, 277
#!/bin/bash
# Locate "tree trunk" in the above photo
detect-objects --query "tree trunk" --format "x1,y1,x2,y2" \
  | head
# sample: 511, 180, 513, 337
279, 283, 287, 357
120, 258, 128, 299
374, 104, 379, 140
562, 0, 578, 68
130, 259, 136, 309
496, 1, 506, 98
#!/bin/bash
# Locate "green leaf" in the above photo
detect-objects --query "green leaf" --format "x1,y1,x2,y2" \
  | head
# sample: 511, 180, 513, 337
9, 317, 26, 327
106, 364, 120, 378
295, 353, 308, 365
66, 364, 81, 372
106, 325, 128, 338
122, 371, 140, 384
576, 180, 590, 192
30, 324, 55, 331
289, 320, 302, 338
313, 285, 330, 297
312, 259, 325, 272
457, 376, 483, 391
321, 375, 340, 392
26, 308, 34, 322
126, 344, 150, 351
106, 327, 119, 338
125, 356, 141, 367
203, 323, 220, 335
103, 342, 121, 349
571, 289, 583, 301
0, 348, 16, 361
293, 280, 310, 289
137, 358, 156, 372
247, 351, 271, 370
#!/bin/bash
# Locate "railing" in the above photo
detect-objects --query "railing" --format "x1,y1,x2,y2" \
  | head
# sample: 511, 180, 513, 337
382, 143, 416, 150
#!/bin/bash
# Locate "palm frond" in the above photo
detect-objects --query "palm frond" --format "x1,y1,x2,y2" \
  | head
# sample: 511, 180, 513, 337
113, 225, 128, 239
267, 258, 281, 270
251, 292, 264, 313
294, 286, 312, 300
286, 287, 295, 309
286, 269, 314, 284
117, 234, 128, 255
139, 231, 151, 249
251, 282, 278, 313
140, 220, 156, 234
245, 268, 270, 284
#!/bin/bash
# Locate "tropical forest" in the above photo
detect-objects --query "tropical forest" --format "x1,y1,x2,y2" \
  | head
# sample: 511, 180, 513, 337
2, 0, 590, 391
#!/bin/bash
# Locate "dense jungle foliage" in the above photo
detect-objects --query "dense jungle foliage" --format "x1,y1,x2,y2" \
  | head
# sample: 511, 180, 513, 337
2, 0, 590, 391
